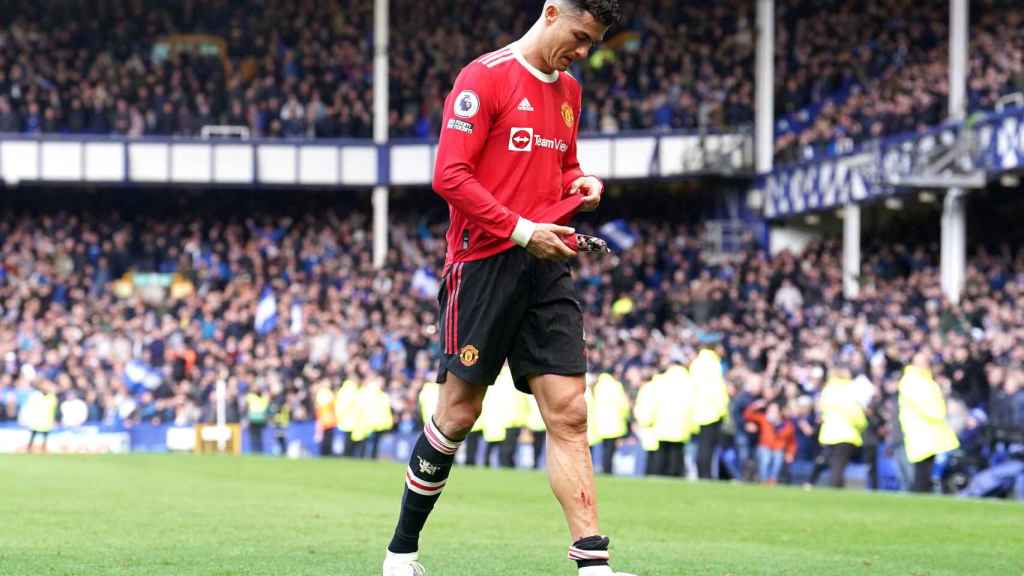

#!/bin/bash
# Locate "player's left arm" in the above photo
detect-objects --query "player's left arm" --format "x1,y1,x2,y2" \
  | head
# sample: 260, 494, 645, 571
561, 87, 603, 212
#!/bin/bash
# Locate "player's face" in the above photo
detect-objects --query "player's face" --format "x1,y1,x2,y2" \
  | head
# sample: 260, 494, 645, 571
550, 10, 606, 71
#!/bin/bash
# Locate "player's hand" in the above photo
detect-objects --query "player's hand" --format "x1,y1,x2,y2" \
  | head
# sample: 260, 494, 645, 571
526, 223, 577, 261
568, 176, 603, 212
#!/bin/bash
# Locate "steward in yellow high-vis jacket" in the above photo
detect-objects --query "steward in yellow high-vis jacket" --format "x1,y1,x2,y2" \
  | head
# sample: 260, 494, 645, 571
590, 371, 631, 475
809, 366, 866, 488
650, 364, 692, 477
335, 378, 361, 456
24, 382, 57, 453
690, 347, 728, 479
481, 365, 523, 468
352, 376, 394, 460
899, 353, 960, 493
633, 373, 661, 476
245, 386, 270, 454
314, 383, 337, 457
419, 381, 440, 427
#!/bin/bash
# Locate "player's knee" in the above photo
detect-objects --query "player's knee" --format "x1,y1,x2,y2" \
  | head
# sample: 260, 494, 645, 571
546, 392, 588, 439
434, 402, 480, 440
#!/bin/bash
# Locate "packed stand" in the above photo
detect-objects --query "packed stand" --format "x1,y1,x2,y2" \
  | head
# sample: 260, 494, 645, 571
774, 0, 1024, 163
388, 0, 757, 137
3, 192, 1023, 494
0, 0, 375, 139
1, 0, 1021, 161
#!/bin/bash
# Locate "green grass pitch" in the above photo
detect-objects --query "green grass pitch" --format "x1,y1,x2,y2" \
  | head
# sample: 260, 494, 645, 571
1, 454, 1022, 575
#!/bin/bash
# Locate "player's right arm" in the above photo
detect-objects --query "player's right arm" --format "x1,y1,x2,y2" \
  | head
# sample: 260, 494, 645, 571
433, 63, 574, 260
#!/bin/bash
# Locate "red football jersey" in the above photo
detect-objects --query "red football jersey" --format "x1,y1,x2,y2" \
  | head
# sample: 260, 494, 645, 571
433, 43, 590, 268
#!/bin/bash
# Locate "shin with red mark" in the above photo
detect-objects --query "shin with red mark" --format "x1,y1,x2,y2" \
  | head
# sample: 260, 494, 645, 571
579, 489, 593, 509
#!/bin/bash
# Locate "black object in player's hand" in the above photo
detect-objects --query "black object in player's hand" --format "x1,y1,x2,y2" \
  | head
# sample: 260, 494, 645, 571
575, 234, 611, 254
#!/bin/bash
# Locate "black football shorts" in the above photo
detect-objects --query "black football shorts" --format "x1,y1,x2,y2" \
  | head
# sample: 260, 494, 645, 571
436, 247, 587, 393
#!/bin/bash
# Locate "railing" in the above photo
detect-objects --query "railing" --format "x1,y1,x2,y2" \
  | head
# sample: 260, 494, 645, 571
0, 129, 754, 188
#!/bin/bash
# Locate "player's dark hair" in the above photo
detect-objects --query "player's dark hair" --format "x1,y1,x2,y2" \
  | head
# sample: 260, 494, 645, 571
565, 0, 622, 27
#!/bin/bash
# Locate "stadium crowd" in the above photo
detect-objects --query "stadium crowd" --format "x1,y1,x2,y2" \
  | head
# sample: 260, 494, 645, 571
774, 0, 1024, 162
2, 193, 1022, 494
0, 0, 1021, 160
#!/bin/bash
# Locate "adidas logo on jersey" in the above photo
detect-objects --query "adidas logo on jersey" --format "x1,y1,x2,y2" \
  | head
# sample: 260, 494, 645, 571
517, 98, 534, 112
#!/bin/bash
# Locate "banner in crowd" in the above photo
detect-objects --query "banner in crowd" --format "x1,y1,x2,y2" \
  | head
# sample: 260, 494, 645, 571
758, 107, 1024, 218
0, 425, 130, 454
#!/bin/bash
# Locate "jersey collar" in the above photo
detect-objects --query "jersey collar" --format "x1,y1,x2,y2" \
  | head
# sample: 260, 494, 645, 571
510, 43, 559, 84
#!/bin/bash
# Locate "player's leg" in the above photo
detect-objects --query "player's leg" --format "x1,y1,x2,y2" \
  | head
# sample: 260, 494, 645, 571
512, 258, 633, 575
529, 375, 633, 575
386, 253, 526, 575
531, 374, 598, 539
385, 374, 485, 575
387, 373, 484, 556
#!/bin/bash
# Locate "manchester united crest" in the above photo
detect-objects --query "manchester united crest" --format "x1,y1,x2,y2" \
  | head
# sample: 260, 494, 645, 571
561, 102, 574, 128
459, 344, 480, 367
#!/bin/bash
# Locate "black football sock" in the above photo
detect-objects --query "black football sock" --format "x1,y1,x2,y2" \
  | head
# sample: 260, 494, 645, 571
569, 535, 611, 570
387, 417, 461, 554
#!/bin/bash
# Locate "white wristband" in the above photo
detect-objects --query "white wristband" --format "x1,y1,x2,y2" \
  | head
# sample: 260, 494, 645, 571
510, 217, 537, 248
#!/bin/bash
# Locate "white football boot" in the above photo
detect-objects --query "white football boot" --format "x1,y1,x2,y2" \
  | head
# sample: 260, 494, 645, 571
382, 551, 426, 576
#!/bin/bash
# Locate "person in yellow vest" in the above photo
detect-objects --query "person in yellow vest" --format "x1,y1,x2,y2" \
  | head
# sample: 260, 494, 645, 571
899, 352, 960, 493
589, 370, 631, 475
502, 382, 531, 469
269, 384, 291, 456
456, 400, 487, 467
351, 374, 395, 459
482, 365, 517, 468
808, 363, 866, 488
651, 363, 693, 477
632, 371, 661, 476
335, 376, 361, 457
526, 393, 547, 469
24, 380, 58, 453
244, 384, 270, 454
691, 346, 729, 479
418, 381, 440, 427
314, 380, 337, 457
365, 375, 396, 460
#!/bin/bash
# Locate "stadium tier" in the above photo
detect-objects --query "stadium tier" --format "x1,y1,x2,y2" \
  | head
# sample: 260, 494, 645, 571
0, 0, 1020, 161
